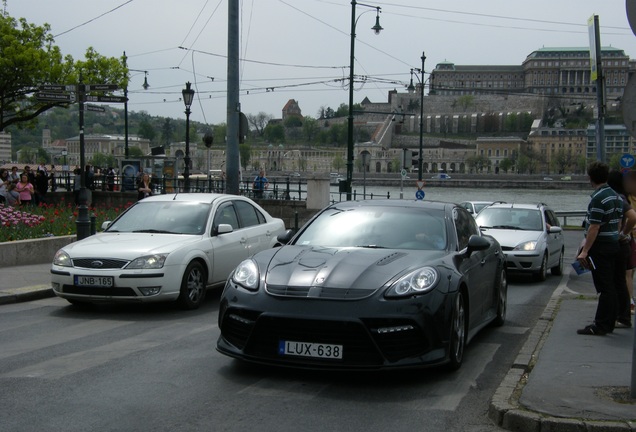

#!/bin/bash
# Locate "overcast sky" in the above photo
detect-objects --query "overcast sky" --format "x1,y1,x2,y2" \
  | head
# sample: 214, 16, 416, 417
8, 0, 635, 126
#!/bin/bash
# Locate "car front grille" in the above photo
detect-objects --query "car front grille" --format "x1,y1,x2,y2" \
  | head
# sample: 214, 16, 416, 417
501, 246, 514, 251
62, 285, 137, 297
265, 285, 377, 300
72, 258, 129, 269
363, 318, 428, 362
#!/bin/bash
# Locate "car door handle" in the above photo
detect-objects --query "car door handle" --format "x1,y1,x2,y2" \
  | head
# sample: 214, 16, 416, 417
266, 230, 272, 237
480, 259, 486, 266
240, 237, 247, 244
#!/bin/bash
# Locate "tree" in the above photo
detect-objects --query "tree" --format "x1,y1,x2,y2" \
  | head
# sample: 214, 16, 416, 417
516, 154, 529, 174
332, 154, 345, 173
138, 118, 156, 142
90, 152, 117, 169
0, 13, 126, 130
128, 146, 144, 158
499, 158, 513, 173
239, 143, 251, 170
283, 116, 302, 127
456, 95, 475, 112
576, 155, 588, 174
554, 149, 574, 174
302, 116, 319, 142
214, 123, 227, 144
609, 153, 621, 171
161, 118, 175, 145
263, 123, 285, 143
246, 112, 272, 137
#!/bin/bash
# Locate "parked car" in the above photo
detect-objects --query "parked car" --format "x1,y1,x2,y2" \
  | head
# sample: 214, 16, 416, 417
50, 194, 285, 309
459, 201, 498, 217
217, 200, 507, 370
475, 203, 564, 281
431, 173, 451, 179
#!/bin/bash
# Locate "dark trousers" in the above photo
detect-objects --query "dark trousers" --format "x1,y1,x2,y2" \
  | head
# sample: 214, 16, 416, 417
588, 241, 621, 332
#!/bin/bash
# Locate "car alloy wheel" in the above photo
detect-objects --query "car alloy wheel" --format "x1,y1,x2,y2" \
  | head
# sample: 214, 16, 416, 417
535, 253, 548, 282
493, 269, 507, 327
551, 249, 564, 276
178, 261, 206, 310
447, 291, 466, 371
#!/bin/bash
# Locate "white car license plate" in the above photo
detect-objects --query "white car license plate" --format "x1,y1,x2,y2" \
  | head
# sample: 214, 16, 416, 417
74, 275, 114, 288
278, 340, 343, 359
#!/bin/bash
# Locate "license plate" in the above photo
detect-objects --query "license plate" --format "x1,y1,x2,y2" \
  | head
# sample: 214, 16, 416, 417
278, 340, 343, 359
74, 275, 114, 287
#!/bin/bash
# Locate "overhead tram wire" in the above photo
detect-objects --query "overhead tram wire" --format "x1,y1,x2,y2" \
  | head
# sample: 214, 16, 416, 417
53, 0, 134, 37
176, 0, 223, 68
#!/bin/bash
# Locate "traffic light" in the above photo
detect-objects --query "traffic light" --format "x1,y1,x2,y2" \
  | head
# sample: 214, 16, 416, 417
402, 149, 412, 169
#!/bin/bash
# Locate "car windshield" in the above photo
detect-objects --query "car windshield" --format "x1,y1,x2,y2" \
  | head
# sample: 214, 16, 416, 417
105, 201, 212, 235
294, 206, 447, 250
476, 208, 543, 231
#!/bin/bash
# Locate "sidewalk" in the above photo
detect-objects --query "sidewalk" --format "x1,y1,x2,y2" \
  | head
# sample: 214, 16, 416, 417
1, 263, 634, 430
490, 268, 636, 431
0, 263, 54, 305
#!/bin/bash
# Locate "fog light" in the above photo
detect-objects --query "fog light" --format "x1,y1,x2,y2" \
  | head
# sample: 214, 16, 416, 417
52, 282, 60, 291
139, 287, 161, 296
375, 325, 414, 334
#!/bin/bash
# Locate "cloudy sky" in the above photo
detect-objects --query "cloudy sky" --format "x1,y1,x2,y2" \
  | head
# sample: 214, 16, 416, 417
7, 0, 635, 126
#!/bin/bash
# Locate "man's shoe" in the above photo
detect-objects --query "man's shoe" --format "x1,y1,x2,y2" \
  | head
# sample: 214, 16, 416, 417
577, 325, 607, 335
616, 319, 632, 328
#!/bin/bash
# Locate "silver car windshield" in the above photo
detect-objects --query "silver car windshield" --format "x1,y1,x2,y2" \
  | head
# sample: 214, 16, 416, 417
295, 207, 447, 250
476, 208, 542, 231
106, 201, 212, 235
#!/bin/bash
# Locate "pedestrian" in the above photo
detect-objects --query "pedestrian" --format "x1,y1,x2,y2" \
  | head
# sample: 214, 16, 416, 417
73, 167, 82, 206
106, 167, 115, 191
576, 161, 624, 335
0, 168, 9, 204
8, 166, 19, 184
22, 165, 36, 186
85, 165, 94, 191
137, 173, 153, 200
15, 174, 34, 206
253, 169, 269, 199
49, 164, 57, 192
34, 169, 48, 205
607, 170, 636, 328
623, 171, 636, 315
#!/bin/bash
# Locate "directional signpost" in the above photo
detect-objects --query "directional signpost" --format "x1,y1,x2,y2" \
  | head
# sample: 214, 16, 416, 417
35, 92, 75, 103
85, 95, 127, 103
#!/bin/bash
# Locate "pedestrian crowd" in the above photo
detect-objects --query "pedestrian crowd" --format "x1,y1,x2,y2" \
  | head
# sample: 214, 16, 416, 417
577, 161, 635, 336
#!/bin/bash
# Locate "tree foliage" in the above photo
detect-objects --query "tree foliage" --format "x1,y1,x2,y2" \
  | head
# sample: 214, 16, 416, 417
0, 13, 126, 131
246, 112, 272, 137
239, 143, 251, 170
264, 123, 285, 143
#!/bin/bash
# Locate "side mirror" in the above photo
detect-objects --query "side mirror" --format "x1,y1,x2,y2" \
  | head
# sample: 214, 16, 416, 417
466, 235, 490, 255
217, 224, 233, 235
276, 229, 296, 246
101, 221, 111, 230
548, 226, 563, 234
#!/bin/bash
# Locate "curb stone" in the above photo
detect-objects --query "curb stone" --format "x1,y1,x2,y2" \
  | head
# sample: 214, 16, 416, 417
0, 285, 54, 305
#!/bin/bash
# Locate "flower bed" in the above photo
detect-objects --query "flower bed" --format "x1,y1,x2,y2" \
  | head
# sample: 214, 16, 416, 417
0, 198, 132, 242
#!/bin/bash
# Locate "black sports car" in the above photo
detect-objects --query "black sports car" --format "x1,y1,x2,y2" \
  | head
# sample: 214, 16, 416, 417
217, 200, 507, 370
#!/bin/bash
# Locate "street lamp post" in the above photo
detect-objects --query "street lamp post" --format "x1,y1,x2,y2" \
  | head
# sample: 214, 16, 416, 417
408, 52, 426, 181
122, 52, 149, 160
346, 1, 383, 200
182, 82, 195, 193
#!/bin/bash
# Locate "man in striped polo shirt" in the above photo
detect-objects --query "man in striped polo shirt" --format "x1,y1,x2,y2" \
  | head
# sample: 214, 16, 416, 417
576, 161, 624, 335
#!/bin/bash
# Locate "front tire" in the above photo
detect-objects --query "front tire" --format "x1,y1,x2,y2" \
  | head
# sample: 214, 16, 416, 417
534, 253, 548, 281
177, 261, 207, 310
447, 291, 466, 371
551, 249, 564, 276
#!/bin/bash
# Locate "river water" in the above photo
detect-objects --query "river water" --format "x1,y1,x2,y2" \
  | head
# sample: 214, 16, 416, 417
333, 185, 591, 213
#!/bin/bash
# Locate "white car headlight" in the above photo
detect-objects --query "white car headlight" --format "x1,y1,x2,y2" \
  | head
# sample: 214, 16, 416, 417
53, 250, 72, 267
232, 259, 260, 291
386, 267, 439, 298
514, 241, 537, 251
126, 254, 167, 269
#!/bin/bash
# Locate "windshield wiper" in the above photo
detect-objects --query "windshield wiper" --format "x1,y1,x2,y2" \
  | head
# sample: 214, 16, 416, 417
132, 229, 177, 234
355, 245, 387, 249
492, 225, 522, 230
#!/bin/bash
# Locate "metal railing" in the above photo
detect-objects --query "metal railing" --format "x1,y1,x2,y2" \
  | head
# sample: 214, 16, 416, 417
554, 211, 586, 227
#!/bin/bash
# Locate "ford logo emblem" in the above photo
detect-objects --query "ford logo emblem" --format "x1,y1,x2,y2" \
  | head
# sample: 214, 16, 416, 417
91, 260, 104, 268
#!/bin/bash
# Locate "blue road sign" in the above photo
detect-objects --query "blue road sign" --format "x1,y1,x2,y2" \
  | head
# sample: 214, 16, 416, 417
620, 153, 635, 168
416, 190, 425, 200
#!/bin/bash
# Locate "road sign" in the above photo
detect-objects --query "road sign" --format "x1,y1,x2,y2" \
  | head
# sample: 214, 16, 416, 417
40, 84, 76, 92
620, 153, 635, 168
85, 84, 119, 91
416, 180, 426, 190
401, 169, 408, 179
35, 92, 74, 102
85, 95, 127, 103
416, 190, 425, 200
85, 104, 106, 112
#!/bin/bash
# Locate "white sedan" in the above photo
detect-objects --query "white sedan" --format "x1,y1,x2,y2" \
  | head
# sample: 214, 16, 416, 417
51, 194, 285, 309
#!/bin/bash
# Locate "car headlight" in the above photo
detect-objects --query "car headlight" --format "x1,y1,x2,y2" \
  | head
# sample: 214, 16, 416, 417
53, 250, 72, 267
232, 259, 259, 291
513, 241, 537, 251
385, 267, 439, 298
126, 254, 167, 269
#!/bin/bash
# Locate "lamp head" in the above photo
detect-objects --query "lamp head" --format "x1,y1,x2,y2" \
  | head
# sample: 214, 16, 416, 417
182, 82, 195, 109
371, 8, 383, 35
407, 70, 415, 93
142, 72, 149, 90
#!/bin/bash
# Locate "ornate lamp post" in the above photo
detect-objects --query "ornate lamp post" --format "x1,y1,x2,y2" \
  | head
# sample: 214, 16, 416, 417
182, 82, 195, 192
408, 52, 426, 180
346, 1, 383, 200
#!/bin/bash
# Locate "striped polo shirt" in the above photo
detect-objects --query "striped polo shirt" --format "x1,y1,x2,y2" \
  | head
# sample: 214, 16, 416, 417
584, 184, 623, 243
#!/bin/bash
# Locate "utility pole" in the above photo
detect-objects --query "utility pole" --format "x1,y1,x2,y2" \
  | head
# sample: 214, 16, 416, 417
76, 73, 90, 240
226, 0, 240, 195
589, 15, 606, 162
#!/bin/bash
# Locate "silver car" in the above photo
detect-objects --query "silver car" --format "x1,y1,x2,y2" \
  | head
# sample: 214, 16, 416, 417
459, 201, 497, 217
475, 203, 564, 281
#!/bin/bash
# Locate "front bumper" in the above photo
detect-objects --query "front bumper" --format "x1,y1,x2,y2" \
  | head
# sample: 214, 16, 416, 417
50, 264, 184, 303
501, 250, 542, 272
216, 281, 453, 370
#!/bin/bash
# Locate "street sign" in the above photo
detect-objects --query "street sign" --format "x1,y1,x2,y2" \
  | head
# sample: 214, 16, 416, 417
35, 92, 74, 102
416, 190, 425, 200
85, 84, 119, 91
416, 180, 426, 189
40, 84, 76, 92
85, 104, 106, 112
620, 153, 635, 168
401, 169, 408, 179
85, 95, 127, 103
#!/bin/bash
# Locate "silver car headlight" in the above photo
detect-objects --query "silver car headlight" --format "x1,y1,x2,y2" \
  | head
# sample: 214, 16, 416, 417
386, 267, 439, 298
53, 250, 72, 267
232, 259, 259, 291
126, 254, 167, 269
513, 241, 537, 251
